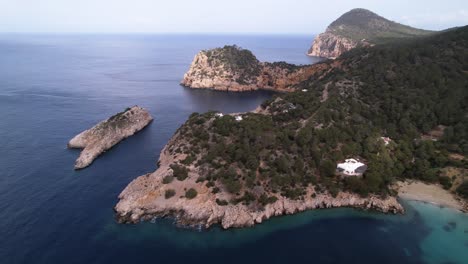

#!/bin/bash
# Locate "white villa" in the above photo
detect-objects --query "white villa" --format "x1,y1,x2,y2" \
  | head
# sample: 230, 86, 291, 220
336, 159, 367, 176
380, 137, 391, 146
235, 115, 243, 121
214, 113, 224, 118
302, 89, 308, 92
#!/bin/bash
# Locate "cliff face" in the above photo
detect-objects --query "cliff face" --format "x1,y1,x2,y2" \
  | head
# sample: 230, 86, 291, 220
115, 123, 404, 229
181, 45, 331, 92
308, 8, 433, 59
68, 106, 153, 169
308, 32, 361, 59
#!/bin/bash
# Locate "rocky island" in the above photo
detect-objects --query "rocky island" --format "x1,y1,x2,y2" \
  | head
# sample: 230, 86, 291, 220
68, 106, 153, 169
116, 26, 468, 229
308, 8, 434, 59
181, 45, 335, 92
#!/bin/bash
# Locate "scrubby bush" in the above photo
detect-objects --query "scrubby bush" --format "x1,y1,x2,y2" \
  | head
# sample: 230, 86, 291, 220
456, 181, 468, 198
162, 175, 174, 184
171, 164, 189, 181
165, 189, 176, 199
185, 188, 198, 199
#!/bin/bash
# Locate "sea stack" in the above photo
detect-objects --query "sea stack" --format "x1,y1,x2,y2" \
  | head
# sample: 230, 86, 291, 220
68, 106, 153, 170
308, 8, 433, 58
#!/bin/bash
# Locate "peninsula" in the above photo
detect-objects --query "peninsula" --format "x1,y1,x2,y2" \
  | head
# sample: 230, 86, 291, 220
308, 8, 434, 59
116, 27, 468, 228
181, 45, 335, 92
68, 106, 153, 169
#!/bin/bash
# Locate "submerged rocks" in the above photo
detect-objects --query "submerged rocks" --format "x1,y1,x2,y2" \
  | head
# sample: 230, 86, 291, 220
68, 106, 153, 169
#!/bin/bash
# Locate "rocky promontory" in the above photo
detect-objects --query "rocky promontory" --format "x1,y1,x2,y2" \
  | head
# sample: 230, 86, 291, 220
181, 45, 332, 92
68, 106, 153, 169
115, 112, 404, 229
308, 8, 433, 58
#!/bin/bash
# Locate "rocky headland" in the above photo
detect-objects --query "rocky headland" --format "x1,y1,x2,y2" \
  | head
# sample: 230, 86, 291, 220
181, 45, 334, 92
308, 8, 433, 58
68, 106, 153, 169
115, 125, 403, 229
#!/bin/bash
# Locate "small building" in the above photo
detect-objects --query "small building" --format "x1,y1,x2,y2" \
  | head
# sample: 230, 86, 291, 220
302, 89, 308, 92
235, 115, 243, 121
381, 137, 391, 146
214, 112, 224, 118
336, 159, 367, 176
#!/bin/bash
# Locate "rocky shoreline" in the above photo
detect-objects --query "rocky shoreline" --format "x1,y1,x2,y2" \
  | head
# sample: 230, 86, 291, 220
68, 106, 153, 169
181, 45, 334, 92
114, 130, 404, 229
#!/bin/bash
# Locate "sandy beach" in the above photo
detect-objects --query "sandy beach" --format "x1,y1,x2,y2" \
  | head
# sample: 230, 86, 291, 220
395, 181, 466, 211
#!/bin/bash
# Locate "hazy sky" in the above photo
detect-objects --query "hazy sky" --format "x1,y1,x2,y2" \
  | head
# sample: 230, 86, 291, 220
1, 0, 467, 34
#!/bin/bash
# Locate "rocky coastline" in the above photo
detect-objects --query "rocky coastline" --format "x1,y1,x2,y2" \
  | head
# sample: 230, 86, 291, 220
181, 45, 334, 92
114, 128, 404, 229
68, 106, 153, 169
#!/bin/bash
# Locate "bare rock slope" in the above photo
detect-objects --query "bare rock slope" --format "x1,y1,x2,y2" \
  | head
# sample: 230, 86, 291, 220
68, 106, 153, 169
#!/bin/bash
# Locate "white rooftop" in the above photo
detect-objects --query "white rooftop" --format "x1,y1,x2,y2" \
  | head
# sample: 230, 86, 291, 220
337, 159, 367, 176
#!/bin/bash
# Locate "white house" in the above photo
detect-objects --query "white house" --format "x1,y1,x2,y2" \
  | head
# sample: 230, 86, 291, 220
302, 89, 308, 92
380, 137, 391, 146
214, 113, 224, 118
235, 115, 243, 121
336, 159, 367, 176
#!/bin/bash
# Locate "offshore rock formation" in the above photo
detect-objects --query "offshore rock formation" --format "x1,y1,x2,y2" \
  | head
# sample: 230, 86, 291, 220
308, 8, 433, 58
181, 45, 332, 92
115, 128, 404, 229
68, 106, 153, 170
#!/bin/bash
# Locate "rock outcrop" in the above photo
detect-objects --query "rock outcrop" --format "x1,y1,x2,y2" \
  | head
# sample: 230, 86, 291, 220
308, 32, 364, 59
181, 45, 332, 92
115, 129, 404, 229
68, 106, 153, 170
308, 8, 434, 59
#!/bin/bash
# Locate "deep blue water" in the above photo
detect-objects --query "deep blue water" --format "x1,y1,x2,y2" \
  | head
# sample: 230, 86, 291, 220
0, 34, 467, 264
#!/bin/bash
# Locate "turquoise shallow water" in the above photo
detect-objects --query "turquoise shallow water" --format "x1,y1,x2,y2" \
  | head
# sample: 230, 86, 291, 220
0, 34, 466, 264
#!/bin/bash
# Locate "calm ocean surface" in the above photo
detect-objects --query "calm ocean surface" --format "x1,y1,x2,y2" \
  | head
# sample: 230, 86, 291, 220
0, 34, 466, 264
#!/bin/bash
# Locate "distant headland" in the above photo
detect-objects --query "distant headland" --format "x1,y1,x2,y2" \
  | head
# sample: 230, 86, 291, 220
307, 8, 435, 59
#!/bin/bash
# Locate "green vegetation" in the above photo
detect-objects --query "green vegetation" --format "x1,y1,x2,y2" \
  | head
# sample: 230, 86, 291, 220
456, 181, 468, 198
162, 175, 174, 184
165, 189, 176, 199
185, 188, 198, 199
169, 26, 468, 205
328, 8, 434, 44
171, 164, 189, 181
203, 45, 261, 84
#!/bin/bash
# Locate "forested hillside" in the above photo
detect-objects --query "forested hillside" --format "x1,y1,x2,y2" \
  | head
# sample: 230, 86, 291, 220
170, 26, 468, 204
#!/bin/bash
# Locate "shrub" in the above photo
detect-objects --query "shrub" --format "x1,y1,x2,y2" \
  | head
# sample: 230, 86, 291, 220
185, 188, 198, 199
171, 164, 189, 181
165, 189, 176, 199
216, 198, 229, 206
456, 181, 468, 198
162, 175, 174, 184
438, 176, 452, 190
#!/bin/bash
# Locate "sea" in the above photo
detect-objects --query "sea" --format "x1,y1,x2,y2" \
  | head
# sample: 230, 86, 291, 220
0, 34, 466, 264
